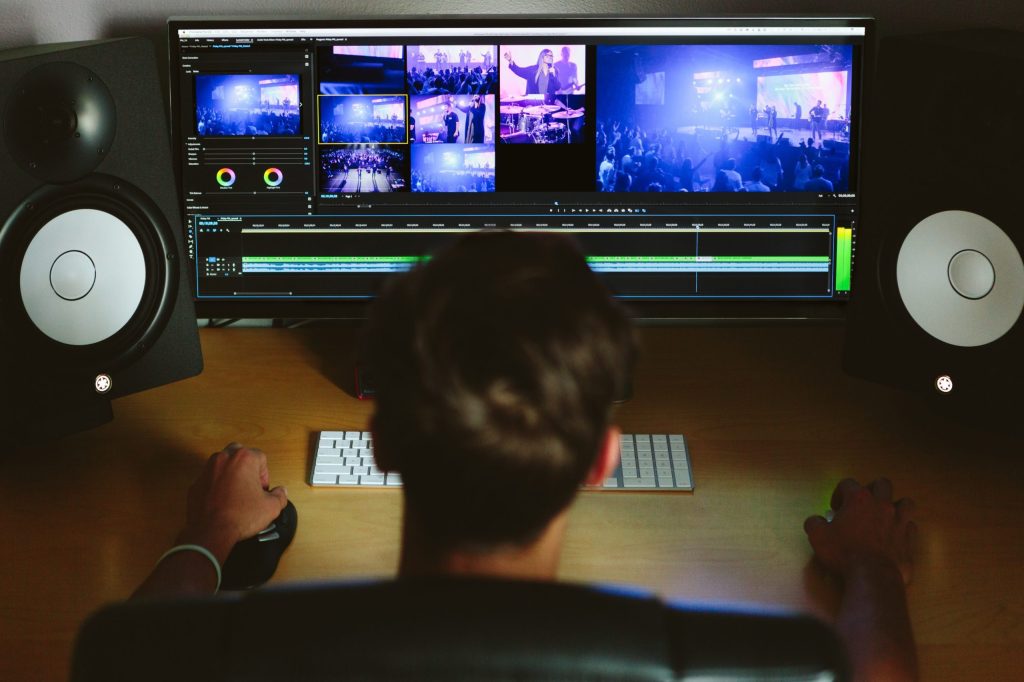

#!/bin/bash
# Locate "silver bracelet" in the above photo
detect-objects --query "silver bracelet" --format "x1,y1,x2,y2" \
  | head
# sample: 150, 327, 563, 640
157, 543, 222, 593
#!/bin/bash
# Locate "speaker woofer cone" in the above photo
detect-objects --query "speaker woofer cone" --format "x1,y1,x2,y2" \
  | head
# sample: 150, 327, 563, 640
896, 210, 1024, 348
0, 174, 177, 377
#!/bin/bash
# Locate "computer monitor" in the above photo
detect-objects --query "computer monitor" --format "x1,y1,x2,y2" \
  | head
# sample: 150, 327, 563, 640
168, 16, 872, 320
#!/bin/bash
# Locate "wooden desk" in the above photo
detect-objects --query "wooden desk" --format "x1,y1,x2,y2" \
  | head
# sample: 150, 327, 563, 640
1, 326, 1020, 681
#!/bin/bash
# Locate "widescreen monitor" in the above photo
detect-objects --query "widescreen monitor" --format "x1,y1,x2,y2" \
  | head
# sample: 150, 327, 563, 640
168, 16, 872, 319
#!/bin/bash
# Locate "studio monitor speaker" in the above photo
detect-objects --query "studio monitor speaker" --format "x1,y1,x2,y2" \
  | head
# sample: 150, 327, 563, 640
844, 30, 1024, 403
0, 38, 202, 442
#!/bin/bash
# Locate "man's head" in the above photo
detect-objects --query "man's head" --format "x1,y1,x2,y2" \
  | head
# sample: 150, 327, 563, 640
364, 231, 635, 553
560, 46, 571, 61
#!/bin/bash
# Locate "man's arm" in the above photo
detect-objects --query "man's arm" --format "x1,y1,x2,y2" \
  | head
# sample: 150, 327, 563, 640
805, 478, 918, 682
132, 443, 288, 600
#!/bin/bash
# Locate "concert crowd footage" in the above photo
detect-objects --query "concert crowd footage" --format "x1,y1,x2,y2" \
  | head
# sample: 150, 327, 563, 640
191, 41, 856, 193
596, 44, 854, 193
194, 74, 301, 137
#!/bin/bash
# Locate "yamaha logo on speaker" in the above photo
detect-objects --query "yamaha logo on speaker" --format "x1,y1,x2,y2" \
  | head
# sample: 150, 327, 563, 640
94, 374, 112, 394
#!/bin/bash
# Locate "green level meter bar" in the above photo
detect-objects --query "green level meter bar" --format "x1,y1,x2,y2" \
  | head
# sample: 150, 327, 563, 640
836, 228, 852, 292
587, 256, 829, 262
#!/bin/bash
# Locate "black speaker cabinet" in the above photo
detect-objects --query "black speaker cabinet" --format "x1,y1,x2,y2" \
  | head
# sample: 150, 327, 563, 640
0, 38, 202, 442
844, 30, 1023, 404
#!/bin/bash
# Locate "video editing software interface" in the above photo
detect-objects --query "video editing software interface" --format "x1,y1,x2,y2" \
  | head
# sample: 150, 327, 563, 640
170, 19, 866, 312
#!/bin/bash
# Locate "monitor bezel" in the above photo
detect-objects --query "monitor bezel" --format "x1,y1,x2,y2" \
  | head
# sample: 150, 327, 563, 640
167, 14, 875, 321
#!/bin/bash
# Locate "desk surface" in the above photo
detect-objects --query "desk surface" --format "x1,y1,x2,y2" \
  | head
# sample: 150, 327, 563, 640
1, 326, 1021, 681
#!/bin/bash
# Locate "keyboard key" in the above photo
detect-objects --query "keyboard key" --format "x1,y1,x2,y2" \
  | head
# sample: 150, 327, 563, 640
316, 464, 351, 475
312, 474, 338, 485
320, 431, 347, 440
337, 474, 360, 485
361, 475, 386, 486
345, 431, 361, 440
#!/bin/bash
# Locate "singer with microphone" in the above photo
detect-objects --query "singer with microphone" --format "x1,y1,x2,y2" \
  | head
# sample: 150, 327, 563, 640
504, 48, 562, 105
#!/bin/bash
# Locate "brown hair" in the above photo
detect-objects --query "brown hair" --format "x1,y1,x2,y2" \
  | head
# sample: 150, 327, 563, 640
364, 231, 635, 551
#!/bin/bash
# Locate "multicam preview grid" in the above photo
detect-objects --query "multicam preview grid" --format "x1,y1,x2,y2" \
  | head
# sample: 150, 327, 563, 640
192, 40, 855, 195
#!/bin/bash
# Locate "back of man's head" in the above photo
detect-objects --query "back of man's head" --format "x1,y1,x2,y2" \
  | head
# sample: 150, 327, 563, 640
364, 231, 635, 552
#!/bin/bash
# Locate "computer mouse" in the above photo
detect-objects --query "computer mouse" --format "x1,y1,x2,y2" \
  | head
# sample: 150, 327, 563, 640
220, 500, 298, 591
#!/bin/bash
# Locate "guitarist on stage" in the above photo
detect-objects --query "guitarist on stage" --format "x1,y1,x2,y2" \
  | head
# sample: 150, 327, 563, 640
810, 100, 827, 141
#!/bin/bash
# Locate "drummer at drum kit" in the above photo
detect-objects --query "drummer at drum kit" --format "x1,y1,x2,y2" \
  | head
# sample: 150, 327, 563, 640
500, 48, 584, 144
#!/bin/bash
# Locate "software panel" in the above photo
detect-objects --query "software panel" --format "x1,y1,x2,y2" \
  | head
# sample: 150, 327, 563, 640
168, 17, 870, 319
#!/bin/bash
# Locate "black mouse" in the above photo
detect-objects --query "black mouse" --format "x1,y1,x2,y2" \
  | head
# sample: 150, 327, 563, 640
220, 500, 298, 591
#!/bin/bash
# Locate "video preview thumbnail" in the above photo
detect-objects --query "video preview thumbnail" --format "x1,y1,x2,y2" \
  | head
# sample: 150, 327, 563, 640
596, 44, 853, 192
194, 73, 301, 137
407, 44, 498, 95
319, 95, 408, 144
498, 44, 586, 145
320, 145, 407, 194
318, 45, 406, 95
410, 95, 495, 144
412, 144, 494, 193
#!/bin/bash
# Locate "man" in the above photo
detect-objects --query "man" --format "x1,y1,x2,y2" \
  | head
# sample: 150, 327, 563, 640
743, 167, 771, 192
598, 145, 617, 192
442, 102, 459, 143
803, 164, 835, 192
554, 46, 580, 93
719, 157, 744, 191
810, 99, 827, 141
767, 104, 778, 141
133, 232, 918, 682
456, 95, 487, 143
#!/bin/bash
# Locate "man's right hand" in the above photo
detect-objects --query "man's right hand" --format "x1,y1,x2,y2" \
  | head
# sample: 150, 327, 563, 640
805, 479, 919, 681
132, 443, 288, 599
180, 443, 289, 565
804, 478, 917, 585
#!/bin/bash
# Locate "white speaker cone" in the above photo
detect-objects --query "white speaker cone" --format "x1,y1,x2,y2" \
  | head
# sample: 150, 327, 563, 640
897, 210, 1024, 347
20, 208, 146, 346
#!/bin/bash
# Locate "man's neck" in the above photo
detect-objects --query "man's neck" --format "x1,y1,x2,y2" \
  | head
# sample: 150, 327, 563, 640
397, 510, 567, 581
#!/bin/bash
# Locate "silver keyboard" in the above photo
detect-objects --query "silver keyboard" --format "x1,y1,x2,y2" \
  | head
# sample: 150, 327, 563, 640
309, 432, 693, 491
